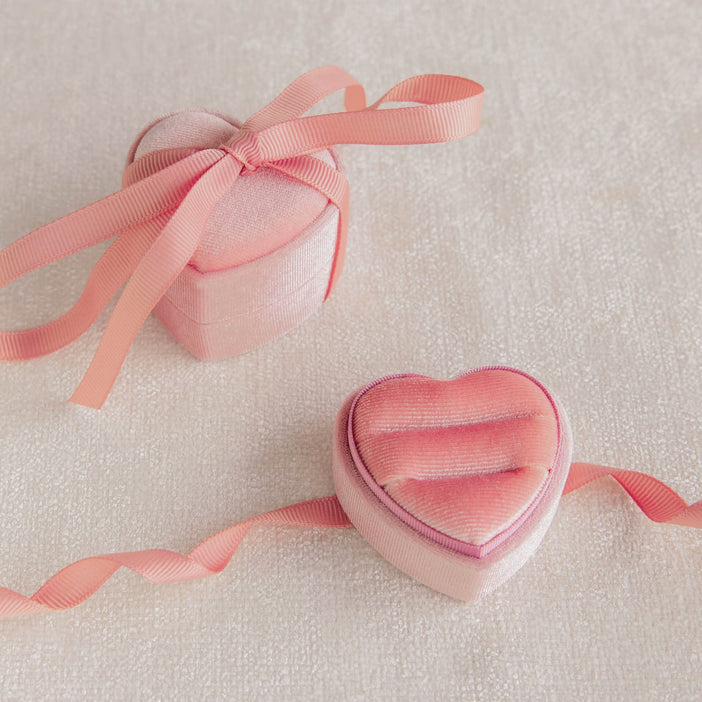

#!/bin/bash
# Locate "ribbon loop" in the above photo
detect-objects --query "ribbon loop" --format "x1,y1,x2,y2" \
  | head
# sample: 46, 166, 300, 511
250, 73, 484, 161
240, 65, 367, 132
0, 67, 484, 406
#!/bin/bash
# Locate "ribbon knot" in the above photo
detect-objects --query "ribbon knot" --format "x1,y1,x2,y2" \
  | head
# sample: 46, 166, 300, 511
221, 128, 264, 172
0, 66, 484, 408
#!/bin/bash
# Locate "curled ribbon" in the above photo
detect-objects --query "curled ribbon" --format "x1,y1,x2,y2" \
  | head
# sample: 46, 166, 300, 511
0, 463, 699, 618
0, 66, 484, 408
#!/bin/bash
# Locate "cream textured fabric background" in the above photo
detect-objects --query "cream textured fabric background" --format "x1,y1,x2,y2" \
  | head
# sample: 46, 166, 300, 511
1, 0, 700, 699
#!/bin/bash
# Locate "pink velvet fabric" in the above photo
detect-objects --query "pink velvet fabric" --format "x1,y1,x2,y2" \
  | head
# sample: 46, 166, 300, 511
333, 368, 573, 600
125, 110, 341, 359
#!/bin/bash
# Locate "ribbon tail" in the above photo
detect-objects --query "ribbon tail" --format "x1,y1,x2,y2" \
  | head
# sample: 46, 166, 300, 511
0, 148, 223, 286
326, 184, 350, 298
565, 462, 702, 528
269, 155, 350, 299
0, 496, 351, 618
0, 213, 173, 359
0, 149, 224, 361
187, 495, 352, 572
69, 154, 240, 409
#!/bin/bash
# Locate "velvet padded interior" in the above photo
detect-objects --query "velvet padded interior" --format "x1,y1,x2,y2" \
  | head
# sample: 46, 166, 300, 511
350, 370, 560, 546
133, 110, 336, 273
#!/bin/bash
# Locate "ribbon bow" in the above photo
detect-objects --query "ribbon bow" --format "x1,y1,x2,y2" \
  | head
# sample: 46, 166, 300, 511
0, 66, 484, 408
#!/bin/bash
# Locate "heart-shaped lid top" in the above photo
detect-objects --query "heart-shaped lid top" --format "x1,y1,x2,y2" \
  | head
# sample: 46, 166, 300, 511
127, 110, 338, 273
347, 368, 564, 557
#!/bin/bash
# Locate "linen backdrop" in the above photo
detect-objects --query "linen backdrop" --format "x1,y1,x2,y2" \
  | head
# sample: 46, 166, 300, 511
0, 0, 700, 699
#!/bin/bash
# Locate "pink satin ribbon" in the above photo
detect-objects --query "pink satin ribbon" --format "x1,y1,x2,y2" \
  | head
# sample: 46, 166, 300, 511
0, 66, 484, 408
0, 463, 698, 618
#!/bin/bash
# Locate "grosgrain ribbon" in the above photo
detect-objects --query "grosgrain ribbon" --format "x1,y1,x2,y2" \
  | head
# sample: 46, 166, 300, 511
0, 463, 698, 618
0, 66, 484, 408
565, 462, 702, 527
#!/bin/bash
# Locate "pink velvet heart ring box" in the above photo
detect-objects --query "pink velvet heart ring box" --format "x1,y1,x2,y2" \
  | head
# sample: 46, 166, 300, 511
2, 367, 698, 617
0, 66, 484, 408
125, 108, 345, 363
333, 368, 573, 601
